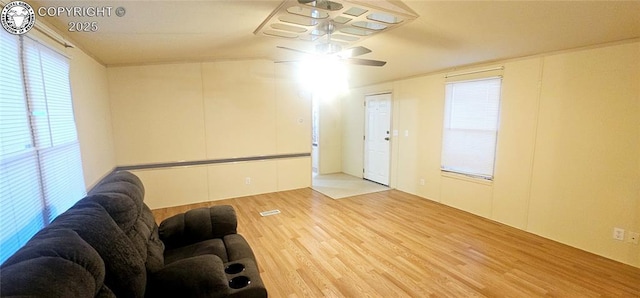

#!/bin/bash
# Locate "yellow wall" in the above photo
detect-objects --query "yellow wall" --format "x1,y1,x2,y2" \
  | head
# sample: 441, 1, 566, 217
66, 44, 116, 188
341, 41, 640, 267
107, 60, 311, 209
318, 96, 343, 174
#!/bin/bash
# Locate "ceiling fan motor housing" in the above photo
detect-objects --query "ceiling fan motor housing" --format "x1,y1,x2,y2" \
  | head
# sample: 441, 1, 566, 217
298, 0, 343, 11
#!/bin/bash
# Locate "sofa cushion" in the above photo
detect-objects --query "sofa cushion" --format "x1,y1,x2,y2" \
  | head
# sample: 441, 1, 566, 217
147, 254, 229, 298
50, 201, 147, 298
147, 223, 165, 273
0, 228, 109, 297
159, 206, 238, 250
164, 238, 228, 264
81, 192, 139, 231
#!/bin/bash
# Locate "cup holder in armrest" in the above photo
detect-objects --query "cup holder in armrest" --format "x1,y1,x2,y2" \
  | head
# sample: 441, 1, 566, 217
225, 263, 245, 274
229, 276, 251, 289
224, 258, 266, 295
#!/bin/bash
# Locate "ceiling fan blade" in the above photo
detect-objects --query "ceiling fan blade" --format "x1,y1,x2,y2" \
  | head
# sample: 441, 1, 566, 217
336, 46, 372, 59
346, 58, 387, 67
276, 46, 313, 55
274, 60, 302, 64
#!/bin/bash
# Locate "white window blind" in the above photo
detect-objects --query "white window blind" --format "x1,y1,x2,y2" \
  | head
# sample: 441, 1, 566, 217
0, 31, 44, 263
441, 77, 502, 180
0, 31, 85, 264
22, 38, 86, 223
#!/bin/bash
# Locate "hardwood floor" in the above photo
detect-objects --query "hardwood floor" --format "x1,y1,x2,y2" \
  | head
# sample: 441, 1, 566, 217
152, 188, 640, 297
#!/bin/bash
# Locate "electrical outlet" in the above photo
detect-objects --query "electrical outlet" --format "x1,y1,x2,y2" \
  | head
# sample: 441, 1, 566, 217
419, 178, 425, 186
628, 232, 639, 245
613, 228, 625, 241
245, 177, 251, 185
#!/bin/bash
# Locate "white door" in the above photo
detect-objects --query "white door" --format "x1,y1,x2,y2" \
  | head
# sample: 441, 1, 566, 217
364, 93, 391, 185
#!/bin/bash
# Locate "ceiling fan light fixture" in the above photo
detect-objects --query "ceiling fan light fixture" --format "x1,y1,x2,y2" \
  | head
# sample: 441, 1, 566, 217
340, 27, 374, 36
367, 12, 403, 24
255, 0, 418, 46
332, 34, 359, 42
344, 7, 368, 17
297, 56, 349, 99
300, 35, 320, 41
310, 29, 326, 36
352, 21, 387, 31
302, 0, 344, 11
260, 0, 419, 70
271, 23, 307, 33
336, 48, 355, 59
264, 30, 298, 38
279, 14, 319, 26
287, 6, 329, 19
333, 16, 351, 24
316, 42, 342, 54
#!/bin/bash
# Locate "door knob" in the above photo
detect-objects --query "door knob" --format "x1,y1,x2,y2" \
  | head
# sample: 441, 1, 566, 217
384, 137, 390, 141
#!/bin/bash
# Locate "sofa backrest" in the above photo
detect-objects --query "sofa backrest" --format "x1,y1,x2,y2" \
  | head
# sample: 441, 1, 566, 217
86, 171, 165, 273
86, 171, 164, 274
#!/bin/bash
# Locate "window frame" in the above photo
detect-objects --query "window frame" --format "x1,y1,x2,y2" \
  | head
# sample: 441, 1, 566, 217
440, 76, 503, 181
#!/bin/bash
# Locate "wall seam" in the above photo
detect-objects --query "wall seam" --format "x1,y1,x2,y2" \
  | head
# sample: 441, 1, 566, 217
524, 57, 546, 231
200, 62, 211, 202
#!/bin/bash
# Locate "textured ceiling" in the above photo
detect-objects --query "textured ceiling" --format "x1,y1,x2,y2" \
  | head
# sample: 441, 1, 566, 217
27, 0, 640, 87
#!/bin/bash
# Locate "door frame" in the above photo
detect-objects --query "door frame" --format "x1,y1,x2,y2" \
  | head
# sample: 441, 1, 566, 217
311, 96, 319, 176
363, 92, 393, 186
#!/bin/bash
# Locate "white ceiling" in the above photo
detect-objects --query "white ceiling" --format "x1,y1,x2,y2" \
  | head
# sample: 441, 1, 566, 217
31, 0, 640, 87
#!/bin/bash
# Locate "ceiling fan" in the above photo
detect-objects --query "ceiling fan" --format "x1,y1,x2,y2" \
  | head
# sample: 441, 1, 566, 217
276, 20, 387, 67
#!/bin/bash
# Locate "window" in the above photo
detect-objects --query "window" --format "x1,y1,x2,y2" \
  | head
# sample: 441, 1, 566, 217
441, 77, 502, 180
0, 31, 85, 264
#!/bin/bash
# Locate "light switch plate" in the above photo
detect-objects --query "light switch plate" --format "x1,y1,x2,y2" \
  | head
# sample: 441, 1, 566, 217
613, 227, 625, 241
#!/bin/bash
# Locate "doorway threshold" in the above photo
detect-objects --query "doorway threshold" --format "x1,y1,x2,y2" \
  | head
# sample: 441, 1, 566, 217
311, 173, 390, 199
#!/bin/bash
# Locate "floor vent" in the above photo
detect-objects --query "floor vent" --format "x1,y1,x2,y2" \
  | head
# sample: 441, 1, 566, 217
259, 209, 281, 217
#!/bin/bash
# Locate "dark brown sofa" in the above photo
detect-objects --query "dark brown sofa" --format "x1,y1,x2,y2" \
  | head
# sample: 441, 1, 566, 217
0, 171, 267, 297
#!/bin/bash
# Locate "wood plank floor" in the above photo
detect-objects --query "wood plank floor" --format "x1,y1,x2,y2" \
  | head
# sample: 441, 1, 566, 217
152, 188, 640, 297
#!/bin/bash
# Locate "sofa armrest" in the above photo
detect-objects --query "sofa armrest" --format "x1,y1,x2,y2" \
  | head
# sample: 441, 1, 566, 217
159, 205, 237, 249
147, 255, 229, 298
225, 258, 268, 298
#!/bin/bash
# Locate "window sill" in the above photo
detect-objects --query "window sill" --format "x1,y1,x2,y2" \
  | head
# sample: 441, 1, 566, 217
441, 171, 493, 186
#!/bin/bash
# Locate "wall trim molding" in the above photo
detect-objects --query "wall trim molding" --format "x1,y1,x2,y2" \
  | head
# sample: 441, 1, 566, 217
114, 153, 311, 171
